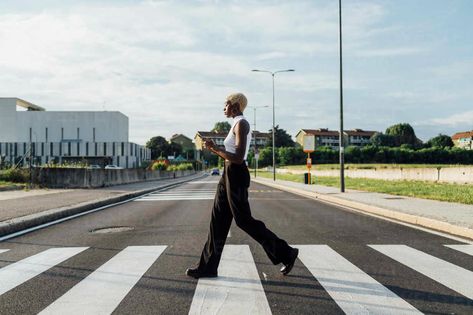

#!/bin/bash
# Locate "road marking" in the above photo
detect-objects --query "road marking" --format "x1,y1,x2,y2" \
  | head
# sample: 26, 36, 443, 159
188, 245, 271, 315
188, 181, 220, 184
297, 245, 421, 315
369, 245, 473, 299
0, 247, 88, 296
39, 246, 166, 315
135, 190, 215, 201
0, 249, 9, 255
445, 244, 473, 256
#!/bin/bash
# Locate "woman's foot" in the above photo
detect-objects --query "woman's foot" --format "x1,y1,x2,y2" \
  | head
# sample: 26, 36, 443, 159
280, 248, 299, 275
186, 267, 218, 279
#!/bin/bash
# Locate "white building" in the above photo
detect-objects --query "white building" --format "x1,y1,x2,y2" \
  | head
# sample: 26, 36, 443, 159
0, 98, 150, 168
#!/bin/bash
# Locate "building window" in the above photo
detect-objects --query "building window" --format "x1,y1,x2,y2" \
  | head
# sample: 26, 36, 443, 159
50, 142, 53, 156
68, 142, 71, 156
61, 128, 64, 141
77, 127, 80, 140
29, 128, 32, 142
121, 142, 125, 156
95, 142, 98, 156
41, 143, 44, 156
112, 143, 116, 156
104, 143, 107, 156
93, 128, 96, 142
45, 127, 48, 143
86, 142, 89, 156
77, 142, 80, 156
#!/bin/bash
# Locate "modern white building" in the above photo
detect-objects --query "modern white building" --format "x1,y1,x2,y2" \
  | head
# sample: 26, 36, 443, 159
0, 98, 151, 168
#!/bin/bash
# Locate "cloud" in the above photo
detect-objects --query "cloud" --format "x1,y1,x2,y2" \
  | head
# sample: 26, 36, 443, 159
429, 111, 473, 126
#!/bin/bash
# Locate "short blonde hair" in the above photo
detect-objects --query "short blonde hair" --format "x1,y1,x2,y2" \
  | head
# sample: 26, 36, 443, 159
226, 93, 248, 112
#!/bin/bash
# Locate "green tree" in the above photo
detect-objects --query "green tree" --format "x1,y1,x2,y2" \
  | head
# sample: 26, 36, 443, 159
146, 136, 182, 159
212, 121, 231, 133
266, 125, 295, 148
426, 134, 454, 148
370, 133, 396, 147
385, 123, 418, 146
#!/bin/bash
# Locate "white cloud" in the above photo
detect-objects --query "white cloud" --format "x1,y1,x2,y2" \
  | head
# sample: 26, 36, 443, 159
429, 111, 473, 126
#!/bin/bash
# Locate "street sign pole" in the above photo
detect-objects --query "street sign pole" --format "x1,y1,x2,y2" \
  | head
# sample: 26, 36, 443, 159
303, 134, 315, 185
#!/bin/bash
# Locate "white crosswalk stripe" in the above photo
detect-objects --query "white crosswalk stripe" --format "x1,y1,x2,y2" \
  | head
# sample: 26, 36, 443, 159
297, 245, 422, 314
134, 189, 215, 201
39, 246, 166, 315
444, 244, 473, 256
0, 247, 88, 296
370, 245, 473, 300
1, 244, 472, 313
188, 245, 272, 315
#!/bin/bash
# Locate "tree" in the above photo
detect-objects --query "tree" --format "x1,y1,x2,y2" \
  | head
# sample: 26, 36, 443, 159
266, 125, 295, 148
212, 121, 231, 133
370, 132, 396, 147
146, 136, 182, 159
426, 134, 454, 148
385, 123, 418, 146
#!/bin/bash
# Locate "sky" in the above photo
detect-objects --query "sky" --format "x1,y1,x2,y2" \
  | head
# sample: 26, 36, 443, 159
1, 0, 472, 145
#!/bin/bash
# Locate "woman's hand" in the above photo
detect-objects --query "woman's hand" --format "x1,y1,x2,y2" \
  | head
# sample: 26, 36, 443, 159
204, 139, 216, 150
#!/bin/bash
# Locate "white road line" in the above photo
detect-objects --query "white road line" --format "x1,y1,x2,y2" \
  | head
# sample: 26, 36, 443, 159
370, 245, 473, 299
188, 181, 220, 184
145, 192, 215, 196
0, 247, 88, 296
39, 246, 166, 315
135, 197, 214, 201
297, 245, 421, 315
0, 249, 10, 254
188, 245, 271, 315
445, 244, 473, 256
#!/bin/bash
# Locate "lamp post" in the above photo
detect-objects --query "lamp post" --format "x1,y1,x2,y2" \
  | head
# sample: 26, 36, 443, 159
338, 0, 345, 192
252, 69, 295, 181
251, 105, 269, 177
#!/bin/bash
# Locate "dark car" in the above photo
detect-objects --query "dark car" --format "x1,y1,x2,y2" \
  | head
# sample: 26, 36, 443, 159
211, 168, 220, 176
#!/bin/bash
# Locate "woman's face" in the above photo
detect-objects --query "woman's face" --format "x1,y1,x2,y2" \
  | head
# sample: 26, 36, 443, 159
224, 101, 237, 118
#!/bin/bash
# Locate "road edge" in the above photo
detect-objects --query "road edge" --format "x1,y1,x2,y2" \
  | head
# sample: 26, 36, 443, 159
252, 177, 473, 241
0, 173, 206, 238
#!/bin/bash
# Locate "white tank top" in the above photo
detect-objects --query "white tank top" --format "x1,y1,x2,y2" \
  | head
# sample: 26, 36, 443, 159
223, 115, 251, 160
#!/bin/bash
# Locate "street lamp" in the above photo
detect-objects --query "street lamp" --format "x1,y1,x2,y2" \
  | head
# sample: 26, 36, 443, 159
252, 69, 295, 181
251, 105, 269, 178
338, 0, 345, 192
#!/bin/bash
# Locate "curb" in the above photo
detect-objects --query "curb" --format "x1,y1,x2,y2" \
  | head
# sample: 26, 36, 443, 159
252, 177, 473, 241
0, 184, 25, 192
0, 173, 206, 238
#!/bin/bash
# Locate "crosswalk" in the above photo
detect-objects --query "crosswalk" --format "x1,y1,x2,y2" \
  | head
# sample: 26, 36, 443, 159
134, 187, 216, 201
0, 244, 472, 314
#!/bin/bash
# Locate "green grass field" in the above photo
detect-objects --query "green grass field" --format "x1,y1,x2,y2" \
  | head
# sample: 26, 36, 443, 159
281, 164, 470, 171
255, 171, 473, 205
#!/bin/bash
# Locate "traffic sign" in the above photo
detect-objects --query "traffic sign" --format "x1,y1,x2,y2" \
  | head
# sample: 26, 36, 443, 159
303, 135, 315, 153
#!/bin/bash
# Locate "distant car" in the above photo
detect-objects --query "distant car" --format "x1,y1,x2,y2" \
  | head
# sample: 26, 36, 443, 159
87, 164, 102, 169
211, 168, 220, 176
105, 165, 123, 170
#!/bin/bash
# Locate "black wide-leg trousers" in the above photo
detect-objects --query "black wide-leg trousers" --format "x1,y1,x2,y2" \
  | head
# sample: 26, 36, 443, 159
197, 162, 294, 274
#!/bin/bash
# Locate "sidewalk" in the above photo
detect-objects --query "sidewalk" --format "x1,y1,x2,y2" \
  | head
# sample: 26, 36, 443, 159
252, 177, 473, 241
0, 173, 205, 237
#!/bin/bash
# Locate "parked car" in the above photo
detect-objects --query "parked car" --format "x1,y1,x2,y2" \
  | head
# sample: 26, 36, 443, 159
87, 164, 102, 169
211, 168, 220, 176
105, 165, 123, 170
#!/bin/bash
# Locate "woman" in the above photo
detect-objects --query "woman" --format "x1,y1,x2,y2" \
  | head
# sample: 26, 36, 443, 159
186, 92, 298, 279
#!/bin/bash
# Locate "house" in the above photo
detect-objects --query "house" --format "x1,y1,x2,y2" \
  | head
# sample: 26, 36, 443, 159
452, 131, 473, 149
170, 134, 194, 152
295, 128, 377, 150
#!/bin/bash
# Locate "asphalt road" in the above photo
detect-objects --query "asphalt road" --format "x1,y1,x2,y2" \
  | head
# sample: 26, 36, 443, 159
0, 175, 472, 314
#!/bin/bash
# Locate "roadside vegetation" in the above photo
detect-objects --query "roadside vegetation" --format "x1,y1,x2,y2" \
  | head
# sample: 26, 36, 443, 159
281, 164, 467, 170
255, 171, 473, 205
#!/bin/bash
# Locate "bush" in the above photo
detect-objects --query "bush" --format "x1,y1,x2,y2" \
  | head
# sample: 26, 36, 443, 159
0, 168, 29, 183
151, 161, 168, 171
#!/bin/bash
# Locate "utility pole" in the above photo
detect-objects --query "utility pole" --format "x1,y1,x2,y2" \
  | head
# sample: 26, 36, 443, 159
339, 0, 345, 192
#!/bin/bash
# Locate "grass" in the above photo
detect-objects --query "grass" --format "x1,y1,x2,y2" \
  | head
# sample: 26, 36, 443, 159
255, 171, 473, 205
0, 180, 24, 188
282, 164, 470, 171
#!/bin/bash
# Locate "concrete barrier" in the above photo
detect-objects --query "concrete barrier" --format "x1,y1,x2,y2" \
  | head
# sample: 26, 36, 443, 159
277, 166, 473, 184
32, 168, 196, 188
